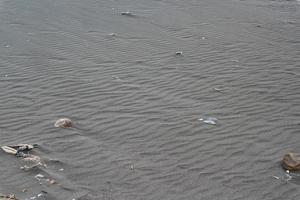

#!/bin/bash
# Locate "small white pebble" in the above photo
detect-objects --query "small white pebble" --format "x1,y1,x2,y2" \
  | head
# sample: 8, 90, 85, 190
59, 168, 64, 171
286, 170, 290, 174
37, 193, 43, 197
202, 37, 206, 40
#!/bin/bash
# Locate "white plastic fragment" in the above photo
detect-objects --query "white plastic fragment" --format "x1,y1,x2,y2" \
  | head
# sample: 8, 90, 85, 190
198, 117, 218, 125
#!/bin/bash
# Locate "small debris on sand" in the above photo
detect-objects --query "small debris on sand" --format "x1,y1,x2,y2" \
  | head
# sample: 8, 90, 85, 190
214, 88, 223, 93
1, 144, 45, 167
198, 117, 218, 125
54, 118, 73, 128
130, 165, 134, 170
282, 152, 300, 171
0, 193, 18, 200
121, 11, 134, 16
25, 191, 48, 200
34, 174, 56, 185
2, 144, 34, 156
175, 51, 183, 56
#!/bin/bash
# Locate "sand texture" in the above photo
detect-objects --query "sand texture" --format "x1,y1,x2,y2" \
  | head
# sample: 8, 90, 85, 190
0, 0, 300, 199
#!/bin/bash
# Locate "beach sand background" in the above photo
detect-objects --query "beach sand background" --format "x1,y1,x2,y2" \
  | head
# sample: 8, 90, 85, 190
0, 0, 299, 199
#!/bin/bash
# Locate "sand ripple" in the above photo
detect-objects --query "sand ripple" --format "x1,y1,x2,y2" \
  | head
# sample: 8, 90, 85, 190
0, 0, 299, 199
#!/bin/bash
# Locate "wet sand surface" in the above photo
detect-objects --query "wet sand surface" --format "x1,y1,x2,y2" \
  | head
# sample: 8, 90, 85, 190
0, 0, 299, 199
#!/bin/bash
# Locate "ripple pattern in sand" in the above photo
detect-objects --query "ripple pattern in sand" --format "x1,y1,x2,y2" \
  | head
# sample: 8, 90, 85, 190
0, 0, 299, 199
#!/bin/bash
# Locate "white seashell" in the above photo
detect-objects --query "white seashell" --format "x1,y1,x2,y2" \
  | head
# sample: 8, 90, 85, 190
1, 146, 17, 155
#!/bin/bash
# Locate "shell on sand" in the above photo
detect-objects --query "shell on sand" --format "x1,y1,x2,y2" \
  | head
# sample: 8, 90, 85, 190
54, 118, 73, 128
282, 152, 300, 171
1, 146, 17, 155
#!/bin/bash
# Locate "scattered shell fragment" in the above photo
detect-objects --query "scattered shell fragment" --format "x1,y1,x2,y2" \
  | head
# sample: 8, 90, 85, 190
214, 88, 223, 93
54, 118, 73, 128
34, 174, 45, 180
130, 165, 134, 170
175, 51, 183, 56
23, 155, 41, 163
34, 174, 56, 185
0, 193, 18, 200
121, 11, 134, 16
198, 117, 218, 125
1, 146, 17, 155
25, 191, 48, 200
48, 179, 56, 184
